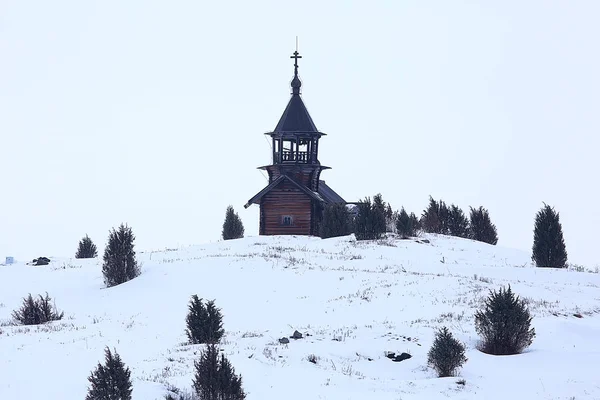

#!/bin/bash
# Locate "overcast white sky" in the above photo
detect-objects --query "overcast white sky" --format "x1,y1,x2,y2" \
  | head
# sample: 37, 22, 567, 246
1, 1, 599, 266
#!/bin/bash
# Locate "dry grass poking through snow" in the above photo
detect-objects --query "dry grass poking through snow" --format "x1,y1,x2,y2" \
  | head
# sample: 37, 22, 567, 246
1, 234, 600, 399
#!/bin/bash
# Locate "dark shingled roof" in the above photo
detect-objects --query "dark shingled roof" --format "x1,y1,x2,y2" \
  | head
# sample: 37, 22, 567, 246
244, 177, 345, 209
268, 50, 324, 135
273, 95, 319, 134
318, 180, 345, 204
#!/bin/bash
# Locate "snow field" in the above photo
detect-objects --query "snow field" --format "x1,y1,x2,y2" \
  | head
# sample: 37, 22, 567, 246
1, 234, 599, 399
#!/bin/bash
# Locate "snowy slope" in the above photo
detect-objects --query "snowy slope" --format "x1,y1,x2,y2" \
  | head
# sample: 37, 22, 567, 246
1, 234, 599, 399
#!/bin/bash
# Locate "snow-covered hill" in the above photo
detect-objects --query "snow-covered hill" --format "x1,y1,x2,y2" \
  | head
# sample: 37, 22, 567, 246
1, 234, 599, 399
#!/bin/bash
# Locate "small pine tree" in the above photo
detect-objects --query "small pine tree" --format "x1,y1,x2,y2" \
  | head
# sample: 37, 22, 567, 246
421, 197, 439, 233
193, 344, 219, 400
193, 344, 245, 400
186, 295, 225, 344
36, 292, 63, 323
222, 206, 245, 240
448, 205, 469, 238
354, 198, 373, 240
532, 203, 567, 268
409, 212, 421, 234
216, 354, 245, 400
372, 194, 388, 236
427, 326, 467, 377
354, 195, 387, 240
320, 203, 351, 239
76, 234, 98, 259
421, 196, 447, 234
385, 203, 395, 232
12, 292, 64, 325
12, 294, 38, 325
385, 203, 393, 221
205, 301, 225, 344
475, 285, 535, 355
86, 347, 133, 400
102, 224, 140, 288
469, 206, 498, 245
438, 201, 450, 234
396, 207, 416, 239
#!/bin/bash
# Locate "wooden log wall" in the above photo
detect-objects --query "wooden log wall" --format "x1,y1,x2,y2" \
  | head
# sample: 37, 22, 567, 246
260, 180, 313, 235
265, 166, 321, 191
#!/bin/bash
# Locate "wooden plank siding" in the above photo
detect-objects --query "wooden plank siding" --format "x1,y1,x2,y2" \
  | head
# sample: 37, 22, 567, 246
260, 179, 314, 236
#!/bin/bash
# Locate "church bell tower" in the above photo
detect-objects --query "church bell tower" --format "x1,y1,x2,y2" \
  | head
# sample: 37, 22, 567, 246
245, 49, 345, 236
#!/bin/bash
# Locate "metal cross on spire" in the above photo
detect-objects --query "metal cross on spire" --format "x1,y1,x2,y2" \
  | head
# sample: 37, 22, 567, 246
291, 50, 302, 76
290, 37, 303, 94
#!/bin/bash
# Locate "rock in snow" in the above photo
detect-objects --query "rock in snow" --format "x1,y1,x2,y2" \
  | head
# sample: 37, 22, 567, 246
392, 353, 412, 362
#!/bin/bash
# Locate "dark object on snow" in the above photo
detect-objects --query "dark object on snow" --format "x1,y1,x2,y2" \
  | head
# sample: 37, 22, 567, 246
385, 352, 396, 359
392, 353, 412, 362
279, 337, 290, 344
292, 330, 303, 339
32, 257, 50, 266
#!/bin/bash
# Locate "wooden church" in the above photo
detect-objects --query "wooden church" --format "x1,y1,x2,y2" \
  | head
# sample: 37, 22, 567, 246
244, 50, 345, 236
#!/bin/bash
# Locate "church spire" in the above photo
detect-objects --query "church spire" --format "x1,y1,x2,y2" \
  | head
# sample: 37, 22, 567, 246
290, 50, 302, 95
269, 46, 322, 135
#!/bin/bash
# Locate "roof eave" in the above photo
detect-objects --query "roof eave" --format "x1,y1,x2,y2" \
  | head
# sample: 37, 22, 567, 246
264, 131, 327, 137
257, 165, 331, 170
